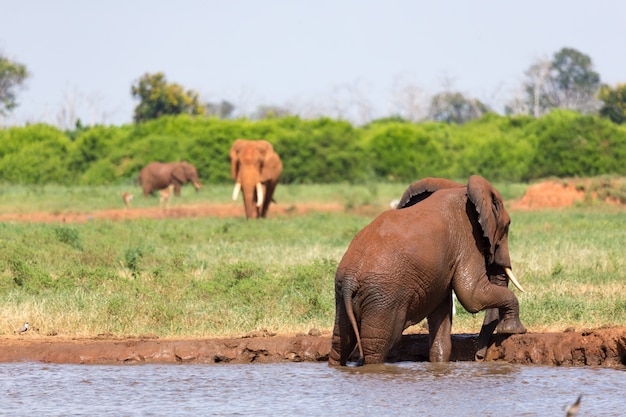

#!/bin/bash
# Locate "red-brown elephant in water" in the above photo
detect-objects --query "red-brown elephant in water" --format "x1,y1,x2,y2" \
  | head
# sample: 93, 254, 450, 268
229, 139, 283, 219
329, 175, 526, 366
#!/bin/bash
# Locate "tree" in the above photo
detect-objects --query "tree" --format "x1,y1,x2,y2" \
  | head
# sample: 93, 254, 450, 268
598, 83, 626, 124
516, 47, 600, 116
205, 100, 235, 119
388, 75, 427, 122
0, 53, 29, 116
251, 105, 291, 120
428, 91, 489, 124
131, 72, 206, 123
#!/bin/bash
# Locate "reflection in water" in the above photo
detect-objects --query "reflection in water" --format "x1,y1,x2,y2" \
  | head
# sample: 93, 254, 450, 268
1, 361, 624, 416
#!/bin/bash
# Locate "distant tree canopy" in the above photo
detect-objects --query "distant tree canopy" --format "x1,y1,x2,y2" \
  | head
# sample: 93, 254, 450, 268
517, 47, 601, 117
205, 100, 235, 119
428, 92, 490, 124
599, 83, 626, 125
131, 72, 206, 123
0, 54, 29, 116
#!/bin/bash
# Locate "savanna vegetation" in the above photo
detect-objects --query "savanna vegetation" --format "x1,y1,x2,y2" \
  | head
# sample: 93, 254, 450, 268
1, 110, 626, 187
1, 182, 625, 337
2, 44, 625, 341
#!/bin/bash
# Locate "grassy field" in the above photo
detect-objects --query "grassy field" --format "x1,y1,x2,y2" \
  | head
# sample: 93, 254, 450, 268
0, 181, 625, 337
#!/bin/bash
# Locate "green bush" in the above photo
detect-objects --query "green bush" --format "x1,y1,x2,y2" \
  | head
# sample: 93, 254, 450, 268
2, 112, 626, 185
523, 110, 626, 179
0, 124, 72, 184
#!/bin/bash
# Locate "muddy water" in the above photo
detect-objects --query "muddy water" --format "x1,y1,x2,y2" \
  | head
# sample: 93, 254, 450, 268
1, 362, 624, 416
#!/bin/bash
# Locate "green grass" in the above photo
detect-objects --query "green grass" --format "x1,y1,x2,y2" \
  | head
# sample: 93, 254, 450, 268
1, 181, 625, 338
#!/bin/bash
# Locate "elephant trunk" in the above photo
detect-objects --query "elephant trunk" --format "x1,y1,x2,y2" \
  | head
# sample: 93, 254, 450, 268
192, 180, 201, 191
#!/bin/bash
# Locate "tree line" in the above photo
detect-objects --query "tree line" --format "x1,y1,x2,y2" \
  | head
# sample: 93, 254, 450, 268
1, 110, 625, 186
2, 47, 626, 127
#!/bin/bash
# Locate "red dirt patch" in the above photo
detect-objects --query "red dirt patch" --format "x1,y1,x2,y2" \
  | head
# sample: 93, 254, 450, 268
0, 180, 620, 224
510, 178, 626, 210
510, 181, 586, 210
0, 202, 345, 223
2, 327, 625, 366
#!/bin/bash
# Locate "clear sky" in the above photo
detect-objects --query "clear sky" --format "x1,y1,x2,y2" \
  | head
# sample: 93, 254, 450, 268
1, 0, 624, 126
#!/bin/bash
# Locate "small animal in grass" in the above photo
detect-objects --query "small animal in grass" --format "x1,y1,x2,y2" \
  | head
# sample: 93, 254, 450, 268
159, 184, 174, 209
14, 322, 29, 334
122, 192, 134, 208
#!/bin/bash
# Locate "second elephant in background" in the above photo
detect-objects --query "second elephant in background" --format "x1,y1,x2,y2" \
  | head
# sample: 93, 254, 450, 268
229, 139, 283, 219
138, 161, 202, 197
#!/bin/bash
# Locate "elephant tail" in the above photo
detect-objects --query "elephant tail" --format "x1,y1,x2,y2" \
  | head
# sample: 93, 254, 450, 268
342, 280, 364, 366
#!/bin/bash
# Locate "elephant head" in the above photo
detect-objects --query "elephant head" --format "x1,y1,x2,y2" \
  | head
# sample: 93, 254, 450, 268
398, 175, 524, 361
330, 175, 526, 366
172, 161, 201, 196
229, 139, 283, 219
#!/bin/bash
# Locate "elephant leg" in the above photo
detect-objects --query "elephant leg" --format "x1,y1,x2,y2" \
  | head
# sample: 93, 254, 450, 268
475, 271, 511, 360
427, 294, 453, 362
358, 309, 406, 365
456, 276, 526, 335
260, 182, 277, 218
475, 308, 499, 360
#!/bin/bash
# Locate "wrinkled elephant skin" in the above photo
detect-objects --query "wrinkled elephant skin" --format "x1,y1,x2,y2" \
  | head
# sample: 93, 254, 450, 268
330, 175, 526, 366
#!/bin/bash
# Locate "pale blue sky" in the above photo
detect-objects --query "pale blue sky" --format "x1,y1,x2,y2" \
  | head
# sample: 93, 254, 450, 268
1, 0, 624, 126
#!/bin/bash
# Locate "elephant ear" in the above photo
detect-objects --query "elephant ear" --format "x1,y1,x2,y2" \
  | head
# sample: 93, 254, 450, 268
229, 139, 246, 179
467, 175, 503, 264
258, 141, 279, 181
397, 177, 464, 209
261, 151, 282, 183
171, 163, 185, 183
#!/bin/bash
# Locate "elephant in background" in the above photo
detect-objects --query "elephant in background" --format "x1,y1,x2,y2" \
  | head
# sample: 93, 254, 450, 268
329, 175, 526, 366
229, 139, 283, 219
138, 161, 201, 197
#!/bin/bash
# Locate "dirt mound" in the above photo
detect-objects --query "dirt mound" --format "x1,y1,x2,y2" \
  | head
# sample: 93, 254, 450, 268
511, 178, 626, 210
2, 327, 625, 367
510, 181, 586, 210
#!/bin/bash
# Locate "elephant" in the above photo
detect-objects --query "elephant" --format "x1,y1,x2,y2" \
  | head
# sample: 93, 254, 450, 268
329, 175, 527, 366
137, 161, 201, 197
229, 139, 283, 219
396, 177, 526, 361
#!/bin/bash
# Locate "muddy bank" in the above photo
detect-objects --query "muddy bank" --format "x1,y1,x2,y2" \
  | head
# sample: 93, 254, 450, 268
3, 327, 625, 367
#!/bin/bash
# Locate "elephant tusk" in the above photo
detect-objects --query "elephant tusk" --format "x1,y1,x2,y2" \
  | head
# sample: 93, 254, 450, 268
256, 182, 264, 207
232, 182, 241, 201
505, 267, 525, 292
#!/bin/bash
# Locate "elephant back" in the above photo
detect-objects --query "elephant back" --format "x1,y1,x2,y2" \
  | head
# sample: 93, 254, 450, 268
397, 178, 464, 209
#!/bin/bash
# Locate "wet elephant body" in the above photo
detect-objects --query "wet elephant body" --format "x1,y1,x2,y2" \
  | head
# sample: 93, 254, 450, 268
330, 175, 526, 366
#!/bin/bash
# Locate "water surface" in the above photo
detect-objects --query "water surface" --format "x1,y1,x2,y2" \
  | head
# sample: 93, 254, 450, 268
2, 361, 624, 416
